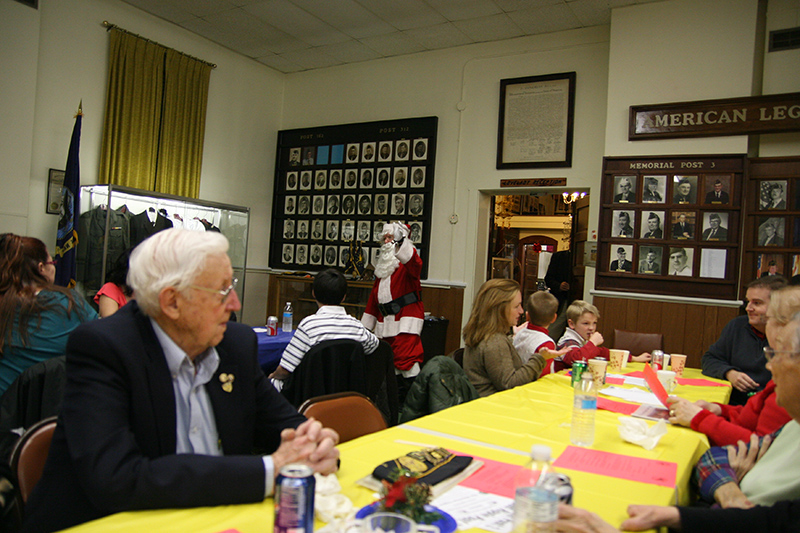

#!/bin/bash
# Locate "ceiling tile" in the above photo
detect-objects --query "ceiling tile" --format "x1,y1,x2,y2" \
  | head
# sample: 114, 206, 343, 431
494, 0, 564, 14
566, 0, 612, 26
316, 40, 383, 63
403, 22, 473, 50
289, 0, 397, 39
243, 0, 351, 46
507, 3, 582, 34
452, 13, 524, 42
359, 31, 428, 56
121, 0, 629, 73
278, 47, 344, 70
255, 53, 306, 72
120, 0, 198, 23
356, 0, 448, 30
423, 0, 502, 21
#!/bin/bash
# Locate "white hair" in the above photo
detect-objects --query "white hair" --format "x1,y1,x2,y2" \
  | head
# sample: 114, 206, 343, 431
128, 228, 229, 316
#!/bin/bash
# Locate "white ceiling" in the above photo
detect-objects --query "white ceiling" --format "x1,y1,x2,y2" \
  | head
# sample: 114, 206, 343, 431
120, 0, 663, 73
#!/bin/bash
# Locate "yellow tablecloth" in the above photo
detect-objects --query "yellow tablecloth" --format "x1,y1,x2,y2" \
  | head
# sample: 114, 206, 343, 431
63, 365, 730, 533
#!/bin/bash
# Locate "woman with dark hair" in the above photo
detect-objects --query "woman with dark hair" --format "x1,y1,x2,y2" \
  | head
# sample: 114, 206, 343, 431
93, 249, 133, 318
0, 234, 97, 394
462, 279, 546, 396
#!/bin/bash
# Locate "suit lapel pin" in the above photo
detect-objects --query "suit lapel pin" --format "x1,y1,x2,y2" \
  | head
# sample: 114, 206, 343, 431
219, 373, 234, 393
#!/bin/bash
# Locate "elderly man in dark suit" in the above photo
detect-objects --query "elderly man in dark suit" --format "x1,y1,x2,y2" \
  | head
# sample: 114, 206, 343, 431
25, 229, 340, 532
704, 180, 730, 204
701, 213, 728, 241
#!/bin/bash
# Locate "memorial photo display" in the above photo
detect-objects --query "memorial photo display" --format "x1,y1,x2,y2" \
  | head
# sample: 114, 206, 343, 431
596, 155, 745, 300
270, 117, 437, 278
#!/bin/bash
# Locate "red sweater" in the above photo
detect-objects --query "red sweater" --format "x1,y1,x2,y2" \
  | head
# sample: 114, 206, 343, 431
542, 329, 610, 376
690, 380, 791, 447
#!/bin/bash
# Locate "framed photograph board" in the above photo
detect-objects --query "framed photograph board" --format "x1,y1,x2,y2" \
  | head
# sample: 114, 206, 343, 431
271, 117, 437, 278
496, 72, 576, 169
47, 169, 65, 215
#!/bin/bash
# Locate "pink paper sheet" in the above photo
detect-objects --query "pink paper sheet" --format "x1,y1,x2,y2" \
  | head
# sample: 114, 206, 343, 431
624, 371, 728, 387
456, 453, 522, 499
553, 446, 677, 488
597, 397, 639, 415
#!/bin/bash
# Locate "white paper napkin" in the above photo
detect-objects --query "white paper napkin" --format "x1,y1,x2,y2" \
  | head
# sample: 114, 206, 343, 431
617, 416, 667, 451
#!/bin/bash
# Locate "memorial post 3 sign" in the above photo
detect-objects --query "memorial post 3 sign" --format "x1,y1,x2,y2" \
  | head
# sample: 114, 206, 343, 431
629, 92, 800, 140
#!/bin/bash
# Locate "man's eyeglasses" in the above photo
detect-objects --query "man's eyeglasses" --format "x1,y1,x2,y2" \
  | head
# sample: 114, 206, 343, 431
190, 278, 238, 303
763, 346, 800, 362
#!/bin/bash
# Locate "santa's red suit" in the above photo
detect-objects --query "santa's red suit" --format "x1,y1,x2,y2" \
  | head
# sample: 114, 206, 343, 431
361, 237, 424, 371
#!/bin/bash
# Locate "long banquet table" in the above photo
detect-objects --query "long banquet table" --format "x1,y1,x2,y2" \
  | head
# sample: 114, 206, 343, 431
62, 364, 730, 533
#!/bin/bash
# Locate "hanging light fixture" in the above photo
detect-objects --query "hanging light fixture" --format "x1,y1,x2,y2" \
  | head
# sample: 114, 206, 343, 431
561, 191, 587, 205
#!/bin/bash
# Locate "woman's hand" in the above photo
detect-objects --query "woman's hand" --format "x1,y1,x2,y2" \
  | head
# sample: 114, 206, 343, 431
727, 433, 771, 482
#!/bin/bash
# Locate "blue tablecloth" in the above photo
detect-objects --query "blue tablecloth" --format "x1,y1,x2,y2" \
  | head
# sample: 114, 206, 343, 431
254, 328, 293, 375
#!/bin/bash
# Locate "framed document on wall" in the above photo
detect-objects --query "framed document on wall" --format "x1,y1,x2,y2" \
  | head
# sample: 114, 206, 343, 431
496, 72, 576, 169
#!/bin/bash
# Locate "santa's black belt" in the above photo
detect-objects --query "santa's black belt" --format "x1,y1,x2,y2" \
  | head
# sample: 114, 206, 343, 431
378, 291, 420, 317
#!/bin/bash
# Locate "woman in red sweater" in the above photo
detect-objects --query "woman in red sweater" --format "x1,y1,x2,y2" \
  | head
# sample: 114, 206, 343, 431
667, 285, 800, 446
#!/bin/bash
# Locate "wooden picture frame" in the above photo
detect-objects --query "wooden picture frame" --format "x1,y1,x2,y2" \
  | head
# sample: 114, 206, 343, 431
46, 168, 65, 215
497, 72, 576, 169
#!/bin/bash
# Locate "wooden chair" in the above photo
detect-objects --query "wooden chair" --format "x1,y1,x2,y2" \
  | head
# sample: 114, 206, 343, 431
10, 416, 57, 504
299, 392, 387, 444
448, 347, 465, 367
613, 329, 664, 355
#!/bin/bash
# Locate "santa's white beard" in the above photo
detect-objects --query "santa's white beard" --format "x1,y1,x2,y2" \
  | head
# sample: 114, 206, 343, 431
374, 242, 399, 279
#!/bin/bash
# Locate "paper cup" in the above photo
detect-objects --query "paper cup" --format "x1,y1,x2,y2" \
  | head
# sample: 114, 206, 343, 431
657, 370, 677, 393
663, 353, 671, 369
587, 358, 608, 387
609, 349, 629, 371
670, 354, 687, 377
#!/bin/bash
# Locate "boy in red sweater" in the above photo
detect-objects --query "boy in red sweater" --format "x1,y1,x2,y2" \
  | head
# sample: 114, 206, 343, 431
543, 300, 650, 376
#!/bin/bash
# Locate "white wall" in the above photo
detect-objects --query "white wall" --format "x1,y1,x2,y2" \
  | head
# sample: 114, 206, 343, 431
2, 0, 284, 263
0, 0, 39, 235
283, 26, 612, 315
0, 0, 285, 323
759, 0, 800, 157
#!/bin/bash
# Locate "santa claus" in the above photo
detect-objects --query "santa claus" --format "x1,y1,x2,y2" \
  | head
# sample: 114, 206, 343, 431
362, 222, 424, 397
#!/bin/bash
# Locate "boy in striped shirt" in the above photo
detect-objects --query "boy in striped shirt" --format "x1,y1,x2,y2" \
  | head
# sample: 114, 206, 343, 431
270, 269, 379, 390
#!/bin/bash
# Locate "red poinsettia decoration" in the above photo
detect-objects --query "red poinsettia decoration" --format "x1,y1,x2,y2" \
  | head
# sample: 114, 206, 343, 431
378, 471, 440, 524
381, 474, 417, 507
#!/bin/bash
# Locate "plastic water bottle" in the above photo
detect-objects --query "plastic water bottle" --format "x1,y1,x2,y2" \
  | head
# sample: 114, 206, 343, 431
570, 372, 597, 447
513, 445, 558, 533
282, 302, 293, 332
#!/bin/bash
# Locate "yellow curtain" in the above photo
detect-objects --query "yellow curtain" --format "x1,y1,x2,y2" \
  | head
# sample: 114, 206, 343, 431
99, 29, 211, 199
99, 29, 164, 190
154, 50, 211, 198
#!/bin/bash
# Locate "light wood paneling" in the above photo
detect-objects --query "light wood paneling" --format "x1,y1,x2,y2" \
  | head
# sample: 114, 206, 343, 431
594, 296, 741, 369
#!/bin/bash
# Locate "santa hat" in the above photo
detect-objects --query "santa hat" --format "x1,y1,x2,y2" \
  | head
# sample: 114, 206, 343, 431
383, 222, 410, 241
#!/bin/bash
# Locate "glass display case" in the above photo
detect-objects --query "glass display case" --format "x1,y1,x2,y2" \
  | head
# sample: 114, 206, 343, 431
77, 184, 250, 305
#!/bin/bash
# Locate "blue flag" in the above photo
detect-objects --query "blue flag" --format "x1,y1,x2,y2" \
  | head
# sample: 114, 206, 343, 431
54, 108, 82, 288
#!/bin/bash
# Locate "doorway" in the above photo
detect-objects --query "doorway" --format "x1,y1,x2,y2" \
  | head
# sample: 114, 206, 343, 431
487, 191, 590, 314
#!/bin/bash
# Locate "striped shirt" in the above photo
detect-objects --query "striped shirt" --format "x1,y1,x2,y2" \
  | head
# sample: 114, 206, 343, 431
279, 306, 379, 373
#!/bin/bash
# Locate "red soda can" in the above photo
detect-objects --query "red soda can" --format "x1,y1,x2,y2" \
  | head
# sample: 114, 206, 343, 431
267, 316, 278, 336
651, 350, 664, 371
